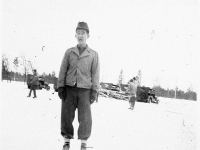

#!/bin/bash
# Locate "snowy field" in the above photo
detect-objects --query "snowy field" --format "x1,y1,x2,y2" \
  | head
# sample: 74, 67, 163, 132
0, 81, 198, 150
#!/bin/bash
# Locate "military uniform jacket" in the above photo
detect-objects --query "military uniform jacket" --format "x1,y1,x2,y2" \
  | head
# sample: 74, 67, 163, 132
57, 45, 100, 92
127, 82, 137, 96
30, 75, 38, 86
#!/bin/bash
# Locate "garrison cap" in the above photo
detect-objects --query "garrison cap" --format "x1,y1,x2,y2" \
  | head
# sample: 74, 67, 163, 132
76, 22, 89, 34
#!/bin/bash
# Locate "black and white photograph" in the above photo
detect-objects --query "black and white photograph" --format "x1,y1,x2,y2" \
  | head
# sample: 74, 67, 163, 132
1, 0, 199, 150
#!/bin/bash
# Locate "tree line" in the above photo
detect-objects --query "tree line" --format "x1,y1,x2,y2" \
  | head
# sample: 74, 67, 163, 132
2, 69, 56, 85
118, 69, 197, 101
2, 54, 197, 101
2, 54, 56, 84
152, 85, 197, 101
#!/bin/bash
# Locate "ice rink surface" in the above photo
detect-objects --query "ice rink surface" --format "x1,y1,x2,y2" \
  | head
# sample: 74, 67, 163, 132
1, 81, 198, 150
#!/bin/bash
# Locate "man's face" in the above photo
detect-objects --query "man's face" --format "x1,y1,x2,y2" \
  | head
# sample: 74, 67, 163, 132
75, 29, 89, 45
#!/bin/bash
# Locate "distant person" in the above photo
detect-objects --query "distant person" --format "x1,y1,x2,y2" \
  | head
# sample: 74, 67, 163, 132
27, 69, 38, 98
6, 73, 11, 83
127, 77, 138, 110
7, 76, 11, 83
57, 22, 100, 150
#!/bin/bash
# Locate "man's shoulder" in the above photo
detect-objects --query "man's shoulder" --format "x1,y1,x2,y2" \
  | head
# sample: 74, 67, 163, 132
63, 47, 77, 55
130, 82, 135, 86
66, 46, 77, 52
87, 47, 98, 55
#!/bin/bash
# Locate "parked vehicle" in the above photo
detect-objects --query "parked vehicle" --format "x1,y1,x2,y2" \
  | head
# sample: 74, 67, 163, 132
53, 77, 58, 92
27, 74, 50, 91
136, 86, 159, 104
100, 82, 129, 100
38, 76, 50, 91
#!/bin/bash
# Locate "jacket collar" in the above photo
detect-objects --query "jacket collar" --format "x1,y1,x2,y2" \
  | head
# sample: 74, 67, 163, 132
72, 45, 91, 58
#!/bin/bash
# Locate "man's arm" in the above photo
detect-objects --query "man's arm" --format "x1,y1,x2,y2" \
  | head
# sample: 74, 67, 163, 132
127, 84, 130, 93
57, 50, 69, 88
91, 52, 100, 92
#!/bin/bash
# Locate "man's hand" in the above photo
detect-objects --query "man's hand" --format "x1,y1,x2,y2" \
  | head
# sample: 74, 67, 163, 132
58, 87, 66, 100
90, 90, 98, 104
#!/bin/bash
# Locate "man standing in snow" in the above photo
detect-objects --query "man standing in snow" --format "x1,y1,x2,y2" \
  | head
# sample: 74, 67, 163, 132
57, 22, 100, 150
127, 77, 138, 110
27, 69, 38, 98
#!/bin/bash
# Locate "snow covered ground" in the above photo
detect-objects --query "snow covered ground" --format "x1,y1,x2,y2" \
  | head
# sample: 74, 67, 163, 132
0, 81, 198, 150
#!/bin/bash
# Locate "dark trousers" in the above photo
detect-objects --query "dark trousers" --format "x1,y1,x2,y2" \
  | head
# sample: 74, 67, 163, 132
129, 95, 136, 109
61, 86, 92, 140
28, 85, 37, 97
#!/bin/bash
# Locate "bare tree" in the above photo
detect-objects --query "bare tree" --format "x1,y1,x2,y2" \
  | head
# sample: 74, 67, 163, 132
153, 77, 160, 87
186, 84, 196, 100
28, 61, 34, 73
24, 60, 34, 74
20, 55, 30, 83
118, 69, 124, 85
174, 86, 179, 99
19, 52, 36, 84
137, 70, 142, 86
52, 71, 56, 77
13, 57, 19, 81
2, 54, 10, 82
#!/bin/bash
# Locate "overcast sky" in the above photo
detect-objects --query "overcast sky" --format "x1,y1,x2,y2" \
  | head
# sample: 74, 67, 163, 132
2, 0, 200, 91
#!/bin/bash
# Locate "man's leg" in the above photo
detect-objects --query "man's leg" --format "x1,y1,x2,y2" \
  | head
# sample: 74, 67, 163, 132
128, 96, 132, 109
33, 87, 37, 97
131, 96, 136, 110
28, 89, 32, 97
77, 88, 92, 140
61, 86, 78, 140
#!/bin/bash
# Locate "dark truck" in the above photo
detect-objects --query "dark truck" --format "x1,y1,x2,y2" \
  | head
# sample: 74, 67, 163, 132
26, 74, 50, 90
38, 76, 50, 91
136, 86, 159, 104
53, 77, 58, 92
